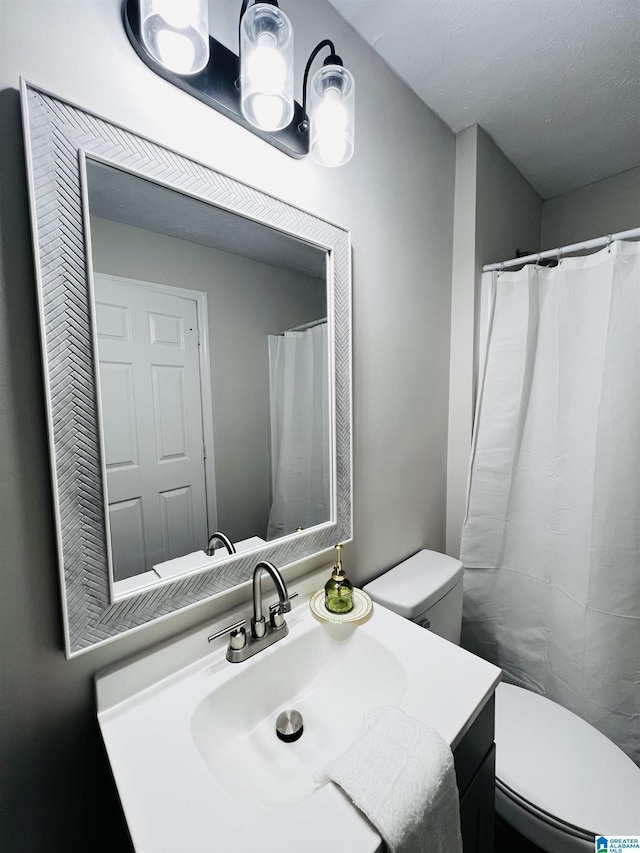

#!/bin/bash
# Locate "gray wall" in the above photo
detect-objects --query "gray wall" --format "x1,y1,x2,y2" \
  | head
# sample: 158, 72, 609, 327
540, 166, 640, 249
91, 216, 325, 541
0, 1, 455, 850
446, 125, 542, 557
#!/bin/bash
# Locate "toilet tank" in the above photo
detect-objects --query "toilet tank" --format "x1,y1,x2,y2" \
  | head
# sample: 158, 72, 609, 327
363, 550, 464, 645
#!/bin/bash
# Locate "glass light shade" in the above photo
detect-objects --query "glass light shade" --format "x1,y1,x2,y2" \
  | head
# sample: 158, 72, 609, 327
240, 3, 294, 132
140, 0, 209, 75
309, 64, 355, 167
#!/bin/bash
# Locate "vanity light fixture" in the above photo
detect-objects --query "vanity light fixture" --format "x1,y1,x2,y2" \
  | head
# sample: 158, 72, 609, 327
123, 0, 355, 164
302, 40, 355, 167
139, 0, 210, 75
240, 0, 294, 132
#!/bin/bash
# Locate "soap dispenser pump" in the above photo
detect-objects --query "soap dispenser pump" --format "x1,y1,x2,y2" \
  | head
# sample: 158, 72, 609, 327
324, 544, 354, 614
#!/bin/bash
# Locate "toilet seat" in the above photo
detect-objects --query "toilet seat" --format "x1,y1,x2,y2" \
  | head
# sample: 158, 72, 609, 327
496, 781, 595, 853
497, 777, 594, 840
495, 682, 640, 845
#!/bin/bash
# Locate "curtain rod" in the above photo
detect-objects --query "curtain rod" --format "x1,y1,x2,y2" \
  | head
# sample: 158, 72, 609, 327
483, 226, 640, 272
282, 317, 327, 334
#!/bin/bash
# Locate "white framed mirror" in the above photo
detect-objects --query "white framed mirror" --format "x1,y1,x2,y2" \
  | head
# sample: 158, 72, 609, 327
21, 81, 352, 657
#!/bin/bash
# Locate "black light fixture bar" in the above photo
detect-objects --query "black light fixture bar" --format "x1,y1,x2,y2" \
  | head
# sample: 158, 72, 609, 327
123, 0, 309, 159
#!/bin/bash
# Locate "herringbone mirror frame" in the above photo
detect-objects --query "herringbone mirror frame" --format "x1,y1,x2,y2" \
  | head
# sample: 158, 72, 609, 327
21, 81, 352, 657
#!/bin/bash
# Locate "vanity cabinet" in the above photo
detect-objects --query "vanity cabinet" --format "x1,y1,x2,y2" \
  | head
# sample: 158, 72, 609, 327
453, 694, 496, 853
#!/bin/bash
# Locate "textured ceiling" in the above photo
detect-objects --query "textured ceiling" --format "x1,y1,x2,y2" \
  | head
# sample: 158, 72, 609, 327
327, 0, 640, 198
87, 161, 326, 278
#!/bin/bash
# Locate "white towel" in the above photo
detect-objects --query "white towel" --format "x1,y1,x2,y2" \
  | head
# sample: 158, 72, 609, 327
318, 707, 463, 853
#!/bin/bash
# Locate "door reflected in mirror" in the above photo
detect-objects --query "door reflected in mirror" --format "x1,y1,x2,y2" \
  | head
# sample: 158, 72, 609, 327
86, 160, 331, 594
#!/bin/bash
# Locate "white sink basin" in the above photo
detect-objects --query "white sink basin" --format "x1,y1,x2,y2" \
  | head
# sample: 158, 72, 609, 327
191, 622, 407, 805
97, 570, 500, 853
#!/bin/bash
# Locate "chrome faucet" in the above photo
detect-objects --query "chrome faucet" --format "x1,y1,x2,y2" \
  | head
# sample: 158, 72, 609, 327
207, 560, 296, 663
251, 560, 291, 639
205, 532, 236, 557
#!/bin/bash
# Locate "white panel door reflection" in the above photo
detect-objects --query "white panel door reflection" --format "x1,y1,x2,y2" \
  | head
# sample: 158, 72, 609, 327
95, 275, 209, 581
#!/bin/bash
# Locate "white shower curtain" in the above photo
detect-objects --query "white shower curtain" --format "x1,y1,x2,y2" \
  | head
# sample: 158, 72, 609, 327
266, 323, 330, 540
461, 240, 640, 763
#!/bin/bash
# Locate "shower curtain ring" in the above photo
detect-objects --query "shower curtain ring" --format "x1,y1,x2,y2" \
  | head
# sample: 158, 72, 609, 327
607, 234, 613, 252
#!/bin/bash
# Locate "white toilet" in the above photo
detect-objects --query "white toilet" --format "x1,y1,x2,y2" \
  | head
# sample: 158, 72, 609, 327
364, 550, 640, 852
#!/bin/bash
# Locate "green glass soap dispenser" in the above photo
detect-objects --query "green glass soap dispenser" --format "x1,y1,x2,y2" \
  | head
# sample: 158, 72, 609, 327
324, 544, 354, 614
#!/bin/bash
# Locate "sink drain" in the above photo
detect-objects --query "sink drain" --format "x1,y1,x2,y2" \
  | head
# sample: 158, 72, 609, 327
275, 709, 303, 743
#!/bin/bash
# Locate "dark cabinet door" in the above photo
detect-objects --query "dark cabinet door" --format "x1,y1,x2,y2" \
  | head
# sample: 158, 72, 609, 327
453, 694, 496, 853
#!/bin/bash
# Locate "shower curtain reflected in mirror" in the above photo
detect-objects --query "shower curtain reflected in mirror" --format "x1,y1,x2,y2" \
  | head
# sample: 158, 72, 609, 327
266, 322, 330, 540
461, 240, 640, 763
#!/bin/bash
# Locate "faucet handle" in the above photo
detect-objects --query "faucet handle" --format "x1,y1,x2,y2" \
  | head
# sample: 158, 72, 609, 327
269, 591, 298, 628
269, 591, 298, 617
229, 625, 247, 651
207, 618, 246, 644
270, 609, 285, 629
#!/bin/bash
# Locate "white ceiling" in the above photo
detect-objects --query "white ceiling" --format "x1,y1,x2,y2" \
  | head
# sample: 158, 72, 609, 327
86, 160, 326, 279
327, 0, 640, 199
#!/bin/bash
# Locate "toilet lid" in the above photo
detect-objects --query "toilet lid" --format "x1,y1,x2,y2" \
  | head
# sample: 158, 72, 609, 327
363, 550, 463, 618
495, 682, 640, 835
